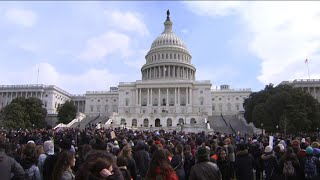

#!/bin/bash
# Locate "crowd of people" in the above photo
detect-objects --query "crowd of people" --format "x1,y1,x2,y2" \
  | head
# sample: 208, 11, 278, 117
0, 127, 320, 180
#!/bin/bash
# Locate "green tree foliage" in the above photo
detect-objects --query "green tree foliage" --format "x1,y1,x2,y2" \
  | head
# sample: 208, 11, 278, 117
244, 84, 320, 133
0, 97, 47, 129
57, 101, 77, 124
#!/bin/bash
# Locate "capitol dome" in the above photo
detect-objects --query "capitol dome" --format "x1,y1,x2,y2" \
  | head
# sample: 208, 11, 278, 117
141, 10, 196, 81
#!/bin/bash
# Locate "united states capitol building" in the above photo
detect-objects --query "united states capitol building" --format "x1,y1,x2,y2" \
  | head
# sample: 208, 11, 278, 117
1, 11, 319, 132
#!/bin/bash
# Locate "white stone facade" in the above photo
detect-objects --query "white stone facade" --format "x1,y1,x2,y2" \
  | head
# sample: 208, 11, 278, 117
0, 11, 252, 128
280, 79, 320, 102
0, 84, 71, 114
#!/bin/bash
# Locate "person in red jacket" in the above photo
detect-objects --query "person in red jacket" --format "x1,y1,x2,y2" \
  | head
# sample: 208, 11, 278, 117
146, 149, 178, 180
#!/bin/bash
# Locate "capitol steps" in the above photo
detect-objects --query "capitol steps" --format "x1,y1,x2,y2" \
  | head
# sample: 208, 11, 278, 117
222, 115, 255, 135
207, 116, 233, 134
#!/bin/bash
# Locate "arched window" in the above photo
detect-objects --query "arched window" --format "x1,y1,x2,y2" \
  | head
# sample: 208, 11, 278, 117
227, 103, 231, 111
125, 99, 129, 106
178, 118, 184, 125
121, 118, 126, 125
167, 118, 172, 127
190, 118, 196, 124
132, 119, 137, 127
144, 118, 149, 127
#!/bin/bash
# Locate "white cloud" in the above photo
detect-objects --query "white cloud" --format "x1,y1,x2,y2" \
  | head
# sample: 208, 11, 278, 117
104, 10, 149, 36
123, 49, 148, 68
4, 8, 37, 27
79, 31, 132, 61
181, 29, 189, 35
184, 1, 320, 85
0, 62, 123, 94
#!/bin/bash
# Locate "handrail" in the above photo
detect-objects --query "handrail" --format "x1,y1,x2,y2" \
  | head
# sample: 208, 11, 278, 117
85, 114, 101, 128
221, 115, 228, 126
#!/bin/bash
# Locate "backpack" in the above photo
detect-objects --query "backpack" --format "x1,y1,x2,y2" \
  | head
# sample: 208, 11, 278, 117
283, 161, 295, 176
304, 157, 317, 178
24, 165, 37, 180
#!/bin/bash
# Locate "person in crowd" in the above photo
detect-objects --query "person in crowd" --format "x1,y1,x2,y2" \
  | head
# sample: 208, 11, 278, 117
279, 147, 300, 180
189, 146, 222, 180
21, 144, 41, 180
217, 149, 231, 180
146, 149, 178, 180
183, 145, 195, 180
0, 134, 25, 180
171, 143, 185, 180
52, 150, 75, 180
75, 150, 124, 180
261, 146, 278, 180
117, 156, 132, 180
133, 140, 150, 179
38, 140, 54, 179
118, 144, 137, 180
304, 146, 319, 180
235, 143, 255, 180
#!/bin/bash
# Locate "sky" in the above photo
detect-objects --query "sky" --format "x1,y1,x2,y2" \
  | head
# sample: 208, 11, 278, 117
0, 1, 319, 94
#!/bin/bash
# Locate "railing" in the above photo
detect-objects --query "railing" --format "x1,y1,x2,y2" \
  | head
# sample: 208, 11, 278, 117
86, 91, 111, 94
221, 115, 228, 126
0, 84, 45, 89
85, 114, 101, 128
294, 79, 320, 82
211, 88, 251, 91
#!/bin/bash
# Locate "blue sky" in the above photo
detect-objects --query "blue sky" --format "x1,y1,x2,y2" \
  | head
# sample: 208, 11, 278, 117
0, 1, 319, 94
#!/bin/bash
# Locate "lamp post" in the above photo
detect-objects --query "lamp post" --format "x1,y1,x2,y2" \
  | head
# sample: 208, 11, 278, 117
261, 123, 264, 135
276, 125, 279, 133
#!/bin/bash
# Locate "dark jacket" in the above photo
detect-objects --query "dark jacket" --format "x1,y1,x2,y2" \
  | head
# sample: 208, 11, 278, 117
235, 150, 255, 180
184, 152, 195, 180
261, 153, 279, 180
0, 150, 25, 180
133, 143, 150, 179
279, 153, 300, 180
171, 154, 185, 180
189, 161, 221, 180
217, 158, 232, 180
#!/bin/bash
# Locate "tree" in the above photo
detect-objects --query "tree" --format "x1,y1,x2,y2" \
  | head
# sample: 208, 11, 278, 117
57, 101, 77, 124
0, 97, 47, 129
243, 84, 320, 133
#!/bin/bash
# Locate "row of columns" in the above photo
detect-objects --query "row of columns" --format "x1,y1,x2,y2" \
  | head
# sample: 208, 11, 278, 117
143, 65, 195, 80
73, 101, 85, 113
135, 87, 192, 106
0, 91, 44, 106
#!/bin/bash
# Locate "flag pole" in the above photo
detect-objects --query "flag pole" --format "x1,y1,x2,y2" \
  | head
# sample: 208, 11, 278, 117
37, 67, 39, 85
306, 59, 310, 80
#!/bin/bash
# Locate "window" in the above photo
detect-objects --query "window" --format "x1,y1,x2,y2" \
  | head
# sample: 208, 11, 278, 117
144, 119, 149, 127
162, 54, 164, 59
90, 106, 93, 112
212, 98, 215, 101
167, 118, 172, 127
227, 98, 230, 100
236, 104, 240, 110
126, 91, 129, 95
219, 98, 221, 101
174, 54, 176, 59
200, 90, 203, 94
91, 99, 93, 102
166, 54, 168, 59
212, 105, 215, 111
178, 54, 180, 60
98, 99, 100, 102
121, 119, 126, 125
97, 105, 101, 112
45, 94, 48, 97
132, 119, 137, 127
227, 103, 231, 111
125, 99, 129, 106
236, 97, 239, 100
114, 99, 116, 102
44, 101, 47, 107
170, 54, 172, 59
106, 99, 108, 102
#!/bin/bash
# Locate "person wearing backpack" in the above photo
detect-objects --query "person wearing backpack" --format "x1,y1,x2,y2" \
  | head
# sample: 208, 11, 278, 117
261, 146, 279, 180
304, 146, 319, 180
279, 147, 300, 180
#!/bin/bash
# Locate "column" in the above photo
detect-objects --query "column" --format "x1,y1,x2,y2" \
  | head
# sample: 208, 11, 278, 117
186, 87, 189, 105
154, 67, 156, 79
175, 88, 177, 105
178, 88, 180, 105
151, 88, 153, 106
173, 66, 176, 78
77, 101, 80, 113
178, 67, 180, 78
40, 91, 43, 100
147, 88, 150, 105
190, 88, 192, 105
168, 66, 171, 78
139, 88, 142, 105
163, 66, 166, 78
5, 92, 8, 105
158, 88, 161, 106
136, 89, 138, 105
166, 88, 169, 106
159, 66, 161, 78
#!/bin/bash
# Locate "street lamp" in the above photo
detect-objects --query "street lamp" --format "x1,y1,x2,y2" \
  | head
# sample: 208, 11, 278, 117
276, 125, 279, 132
261, 123, 264, 135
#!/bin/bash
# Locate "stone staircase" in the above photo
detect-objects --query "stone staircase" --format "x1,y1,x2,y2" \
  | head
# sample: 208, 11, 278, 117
207, 115, 233, 134
222, 115, 255, 134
